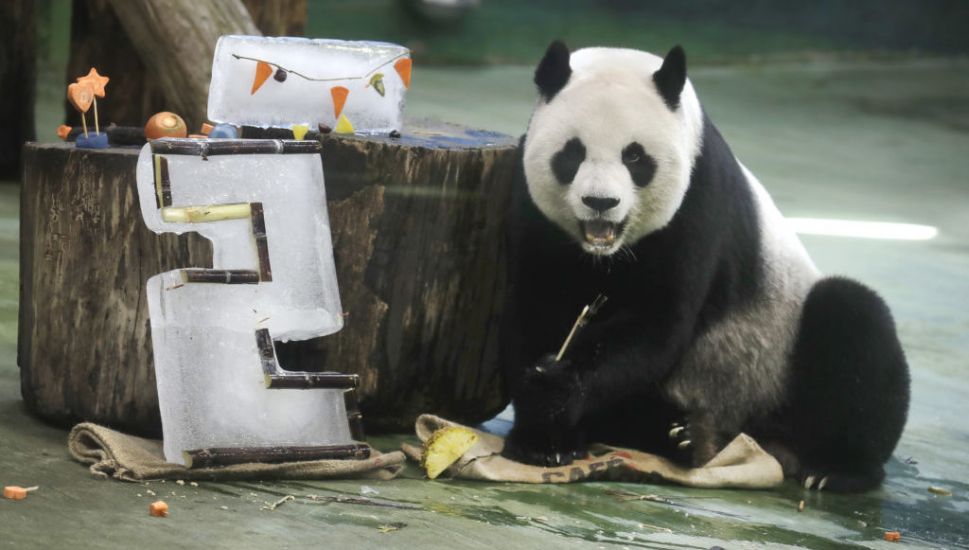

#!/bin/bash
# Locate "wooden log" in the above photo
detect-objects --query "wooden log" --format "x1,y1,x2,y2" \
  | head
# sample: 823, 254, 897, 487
19, 121, 517, 434
242, 0, 307, 36
64, 0, 306, 129
64, 0, 167, 129
105, 0, 260, 128
0, 0, 37, 179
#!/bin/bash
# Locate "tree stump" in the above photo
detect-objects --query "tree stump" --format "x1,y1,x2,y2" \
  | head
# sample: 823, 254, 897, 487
19, 122, 517, 435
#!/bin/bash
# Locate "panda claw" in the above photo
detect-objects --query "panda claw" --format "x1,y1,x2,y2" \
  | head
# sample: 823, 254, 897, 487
818, 476, 829, 491
668, 426, 686, 438
804, 475, 816, 489
677, 439, 692, 450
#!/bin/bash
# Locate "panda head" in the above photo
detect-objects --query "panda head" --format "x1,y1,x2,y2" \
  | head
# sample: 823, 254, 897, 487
523, 41, 705, 256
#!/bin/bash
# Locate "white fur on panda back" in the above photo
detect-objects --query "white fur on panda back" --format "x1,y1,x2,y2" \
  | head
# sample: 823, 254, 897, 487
664, 164, 821, 430
739, 163, 821, 289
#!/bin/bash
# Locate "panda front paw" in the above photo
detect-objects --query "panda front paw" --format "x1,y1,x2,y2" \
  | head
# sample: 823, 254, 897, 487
504, 356, 589, 467
501, 426, 589, 467
501, 438, 588, 467
513, 354, 585, 426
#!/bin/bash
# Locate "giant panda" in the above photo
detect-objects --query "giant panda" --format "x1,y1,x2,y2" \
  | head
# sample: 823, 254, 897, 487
500, 41, 910, 492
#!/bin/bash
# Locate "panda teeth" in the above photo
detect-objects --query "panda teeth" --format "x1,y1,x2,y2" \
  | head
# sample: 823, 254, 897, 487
583, 220, 617, 246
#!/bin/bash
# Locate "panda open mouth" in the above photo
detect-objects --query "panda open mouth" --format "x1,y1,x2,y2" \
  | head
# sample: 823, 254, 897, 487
581, 219, 626, 248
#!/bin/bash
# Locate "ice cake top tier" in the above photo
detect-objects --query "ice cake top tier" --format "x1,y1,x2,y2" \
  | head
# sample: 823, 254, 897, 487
208, 35, 412, 134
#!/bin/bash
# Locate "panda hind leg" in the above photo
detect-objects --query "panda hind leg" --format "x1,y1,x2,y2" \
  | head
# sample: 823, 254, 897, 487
781, 276, 910, 493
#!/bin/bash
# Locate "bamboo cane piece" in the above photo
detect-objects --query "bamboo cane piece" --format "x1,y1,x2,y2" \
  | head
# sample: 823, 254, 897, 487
344, 388, 366, 441
256, 328, 359, 390
180, 269, 259, 284
183, 443, 371, 468
149, 138, 321, 157
153, 154, 172, 208
555, 294, 608, 361
250, 203, 273, 282
160, 203, 252, 223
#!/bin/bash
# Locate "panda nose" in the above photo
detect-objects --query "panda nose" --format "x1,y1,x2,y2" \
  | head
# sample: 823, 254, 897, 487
582, 196, 620, 213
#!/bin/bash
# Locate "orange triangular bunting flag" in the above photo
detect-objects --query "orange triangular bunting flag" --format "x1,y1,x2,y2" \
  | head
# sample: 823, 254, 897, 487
251, 61, 273, 95
331, 86, 349, 119
394, 58, 412, 88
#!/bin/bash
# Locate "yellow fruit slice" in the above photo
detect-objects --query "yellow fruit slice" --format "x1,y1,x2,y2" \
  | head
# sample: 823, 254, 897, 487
334, 113, 355, 134
291, 124, 309, 140
421, 426, 478, 480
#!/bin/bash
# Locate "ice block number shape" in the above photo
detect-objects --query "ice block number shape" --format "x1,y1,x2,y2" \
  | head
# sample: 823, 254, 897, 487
135, 138, 359, 466
207, 35, 411, 134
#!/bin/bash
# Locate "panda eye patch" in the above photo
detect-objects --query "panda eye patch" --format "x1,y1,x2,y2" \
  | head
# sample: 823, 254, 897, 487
550, 137, 586, 184
621, 142, 657, 188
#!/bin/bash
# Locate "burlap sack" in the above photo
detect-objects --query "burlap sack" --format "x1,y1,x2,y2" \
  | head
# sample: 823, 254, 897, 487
402, 414, 783, 488
68, 422, 406, 482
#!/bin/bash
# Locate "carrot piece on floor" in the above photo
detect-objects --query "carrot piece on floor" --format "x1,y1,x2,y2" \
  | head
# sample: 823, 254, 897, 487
3, 486, 28, 500
884, 531, 901, 542
149, 500, 169, 517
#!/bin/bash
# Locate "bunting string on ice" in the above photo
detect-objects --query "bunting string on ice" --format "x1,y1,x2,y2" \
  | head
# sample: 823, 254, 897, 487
233, 52, 411, 88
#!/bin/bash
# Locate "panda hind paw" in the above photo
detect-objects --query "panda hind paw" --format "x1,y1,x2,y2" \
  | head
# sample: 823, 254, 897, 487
668, 420, 692, 448
800, 472, 830, 491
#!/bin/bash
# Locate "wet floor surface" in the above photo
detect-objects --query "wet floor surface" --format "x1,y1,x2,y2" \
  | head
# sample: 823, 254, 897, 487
2, 59, 968, 548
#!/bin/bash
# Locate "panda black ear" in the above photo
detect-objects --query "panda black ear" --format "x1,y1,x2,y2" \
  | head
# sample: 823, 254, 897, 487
534, 40, 572, 102
653, 45, 687, 110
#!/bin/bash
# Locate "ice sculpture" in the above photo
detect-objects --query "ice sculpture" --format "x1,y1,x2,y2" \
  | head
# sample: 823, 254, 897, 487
207, 35, 412, 134
135, 138, 363, 466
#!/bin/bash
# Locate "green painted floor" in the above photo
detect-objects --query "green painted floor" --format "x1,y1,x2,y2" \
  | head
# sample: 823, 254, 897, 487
4, 59, 969, 548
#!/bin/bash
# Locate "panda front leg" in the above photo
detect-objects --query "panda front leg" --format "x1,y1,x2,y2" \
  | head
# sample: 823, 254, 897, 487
503, 354, 590, 466
503, 349, 676, 466
502, 302, 700, 466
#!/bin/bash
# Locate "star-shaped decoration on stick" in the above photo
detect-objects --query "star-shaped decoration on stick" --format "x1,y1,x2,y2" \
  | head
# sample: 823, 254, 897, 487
77, 68, 109, 98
